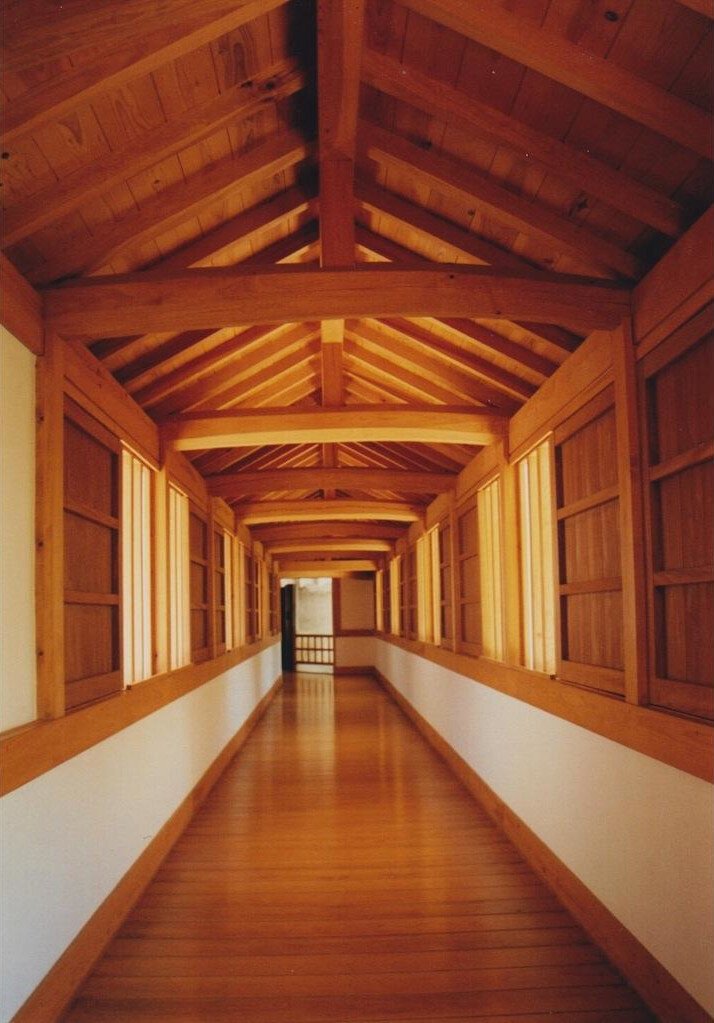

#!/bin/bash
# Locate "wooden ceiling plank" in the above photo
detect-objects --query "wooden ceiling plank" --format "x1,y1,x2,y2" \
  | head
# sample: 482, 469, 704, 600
207, 467, 456, 498
30, 131, 311, 286
361, 49, 685, 238
2, 0, 291, 143
163, 405, 507, 451
674, 0, 713, 15
237, 499, 423, 524
360, 122, 643, 279
401, 0, 713, 160
2, 61, 306, 248
43, 265, 632, 336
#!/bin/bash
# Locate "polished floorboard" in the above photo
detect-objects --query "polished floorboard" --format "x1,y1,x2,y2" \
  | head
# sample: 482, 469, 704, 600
63, 673, 654, 1022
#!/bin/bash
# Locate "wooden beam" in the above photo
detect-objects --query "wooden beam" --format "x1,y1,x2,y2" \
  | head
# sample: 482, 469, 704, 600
163, 405, 506, 452
1, 0, 290, 143
0, 255, 43, 355
317, 0, 364, 406
251, 522, 405, 542
207, 468, 456, 497
43, 265, 632, 337
266, 539, 394, 554
237, 499, 423, 524
2, 62, 306, 248
277, 559, 378, 572
675, 0, 713, 15
360, 123, 642, 279
401, 0, 713, 160
361, 49, 685, 238
31, 132, 311, 286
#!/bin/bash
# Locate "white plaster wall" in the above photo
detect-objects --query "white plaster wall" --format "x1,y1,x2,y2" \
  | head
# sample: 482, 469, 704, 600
334, 635, 375, 668
374, 638, 714, 1016
0, 327, 37, 731
339, 576, 375, 630
0, 642, 280, 1022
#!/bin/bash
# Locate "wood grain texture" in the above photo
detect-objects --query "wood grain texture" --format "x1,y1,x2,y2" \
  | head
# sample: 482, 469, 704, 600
43, 265, 632, 336
401, 0, 713, 159
207, 467, 456, 496
375, 669, 709, 1023
61, 672, 653, 1023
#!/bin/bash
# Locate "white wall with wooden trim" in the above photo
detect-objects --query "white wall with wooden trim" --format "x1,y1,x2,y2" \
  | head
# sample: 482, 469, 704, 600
373, 638, 714, 1018
0, 642, 280, 1023
0, 327, 37, 732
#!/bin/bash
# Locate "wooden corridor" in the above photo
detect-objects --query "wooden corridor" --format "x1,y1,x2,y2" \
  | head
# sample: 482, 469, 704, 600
63, 674, 654, 1022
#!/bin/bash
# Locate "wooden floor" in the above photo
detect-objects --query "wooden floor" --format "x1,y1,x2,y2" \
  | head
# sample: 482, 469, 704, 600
63, 673, 654, 1022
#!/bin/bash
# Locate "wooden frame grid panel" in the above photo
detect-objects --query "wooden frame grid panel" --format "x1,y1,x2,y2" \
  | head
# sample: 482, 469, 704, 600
212, 525, 228, 657
63, 400, 122, 710
455, 496, 481, 657
640, 309, 714, 721
554, 388, 625, 696
389, 556, 400, 636
405, 543, 418, 641
167, 484, 190, 670
188, 507, 210, 664
294, 633, 335, 666
269, 570, 280, 636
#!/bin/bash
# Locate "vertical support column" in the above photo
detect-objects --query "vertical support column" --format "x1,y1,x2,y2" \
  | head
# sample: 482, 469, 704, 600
35, 332, 65, 719
613, 319, 648, 704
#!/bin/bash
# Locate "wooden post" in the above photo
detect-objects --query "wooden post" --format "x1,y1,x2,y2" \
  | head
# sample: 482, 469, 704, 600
35, 333, 65, 719
152, 466, 169, 677
613, 319, 649, 704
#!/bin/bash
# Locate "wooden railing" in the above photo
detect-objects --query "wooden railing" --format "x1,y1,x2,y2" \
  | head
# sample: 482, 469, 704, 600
295, 634, 334, 666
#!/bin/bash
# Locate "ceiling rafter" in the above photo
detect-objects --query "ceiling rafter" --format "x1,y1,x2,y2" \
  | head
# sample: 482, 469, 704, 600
30, 131, 312, 286
2, 60, 307, 248
344, 347, 463, 406
359, 122, 643, 279
401, 0, 713, 159
361, 48, 685, 238
2, 0, 291, 142
207, 467, 456, 498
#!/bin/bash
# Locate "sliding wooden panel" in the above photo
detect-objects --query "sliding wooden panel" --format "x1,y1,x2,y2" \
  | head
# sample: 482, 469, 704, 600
455, 496, 481, 656
640, 307, 714, 721
167, 484, 190, 669
518, 440, 556, 675
121, 449, 153, 684
244, 549, 258, 645
389, 557, 400, 636
63, 401, 122, 709
438, 516, 454, 650
269, 570, 280, 636
405, 543, 418, 641
478, 477, 504, 662
188, 508, 210, 663
554, 389, 624, 696
212, 526, 227, 656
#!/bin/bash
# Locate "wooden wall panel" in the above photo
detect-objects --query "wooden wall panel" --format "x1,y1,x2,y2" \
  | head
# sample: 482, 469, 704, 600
63, 408, 122, 710
641, 317, 714, 721
555, 394, 624, 695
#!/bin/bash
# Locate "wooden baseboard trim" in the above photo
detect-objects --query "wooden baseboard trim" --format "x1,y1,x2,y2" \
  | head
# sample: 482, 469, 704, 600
11, 675, 283, 1023
374, 667, 711, 1023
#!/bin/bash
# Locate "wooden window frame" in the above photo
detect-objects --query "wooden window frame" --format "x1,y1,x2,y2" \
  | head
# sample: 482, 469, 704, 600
63, 398, 123, 710
553, 388, 625, 696
454, 494, 482, 658
477, 474, 505, 663
188, 505, 211, 664
639, 306, 714, 721
517, 438, 557, 676
122, 446, 154, 686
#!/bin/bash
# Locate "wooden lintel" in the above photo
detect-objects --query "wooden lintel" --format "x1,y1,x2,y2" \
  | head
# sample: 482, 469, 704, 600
43, 265, 631, 336
163, 406, 507, 451
266, 539, 394, 554
207, 467, 456, 497
277, 559, 377, 573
